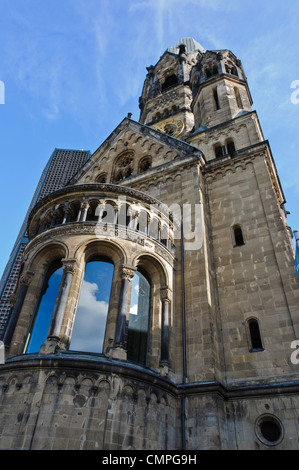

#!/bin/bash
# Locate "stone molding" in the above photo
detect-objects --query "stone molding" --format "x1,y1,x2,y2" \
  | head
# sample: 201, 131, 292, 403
119, 265, 136, 282
19, 271, 35, 287
62, 259, 77, 275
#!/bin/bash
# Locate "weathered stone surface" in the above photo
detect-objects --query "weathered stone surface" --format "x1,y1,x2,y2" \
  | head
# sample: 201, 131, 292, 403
1, 38, 299, 450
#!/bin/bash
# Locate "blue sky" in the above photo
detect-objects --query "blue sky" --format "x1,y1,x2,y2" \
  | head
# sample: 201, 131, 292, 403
0, 0, 298, 276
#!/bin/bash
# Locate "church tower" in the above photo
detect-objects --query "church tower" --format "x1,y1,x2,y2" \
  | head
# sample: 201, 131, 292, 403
139, 37, 205, 139
0, 38, 299, 451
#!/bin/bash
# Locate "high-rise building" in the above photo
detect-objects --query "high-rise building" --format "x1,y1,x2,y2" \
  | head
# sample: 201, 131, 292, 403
0, 149, 91, 337
0, 38, 299, 450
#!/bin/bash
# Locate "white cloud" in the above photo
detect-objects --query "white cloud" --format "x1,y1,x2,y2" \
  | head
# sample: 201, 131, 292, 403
130, 304, 138, 315
70, 280, 109, 353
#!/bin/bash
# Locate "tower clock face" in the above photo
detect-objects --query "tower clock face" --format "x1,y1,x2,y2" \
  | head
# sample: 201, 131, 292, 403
153, 118, 184, 138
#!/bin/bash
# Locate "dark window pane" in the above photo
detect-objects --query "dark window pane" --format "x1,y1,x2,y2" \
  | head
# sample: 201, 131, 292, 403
213, 87, 220, 110
26, 266, 63, 354
249, 319, 263, 350
162, 74, 178, 91
127, 270, 151, 366
227, 141, 235, 154
69, 260, 114, 353
215, 146, 223, 158
234, 226, 244, 246
260, 420, 281, 442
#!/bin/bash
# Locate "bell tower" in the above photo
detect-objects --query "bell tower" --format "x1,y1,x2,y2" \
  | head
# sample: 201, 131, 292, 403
1, 37, 299, 452
138, 37, 205, 140
190, 49, 253, 130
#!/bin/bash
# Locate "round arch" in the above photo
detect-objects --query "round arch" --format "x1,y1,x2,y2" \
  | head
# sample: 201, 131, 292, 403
74, 238, 127, 268
27, 241, 69, 273
132, 253, 168, 287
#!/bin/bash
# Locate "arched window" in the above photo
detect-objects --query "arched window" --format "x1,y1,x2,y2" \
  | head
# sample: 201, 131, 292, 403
112, 151, 134, 183
25, 262, 63, 354
212, 64, 218, 75
213, 87, 220, 110
139, 156, 152, 173
205, 67, 212, 78
96, 173, 106, 184
86, 200, 99, 222
248, 318, 264, 351
69, 257, 114, 354
227, 140, 236, 154
135, 210, 148, 234
162, 74, 178, 91
215, 145, 224, 158
127, 269, 151, 366
234, 87, 243, 109
69, 200, 81, 222
233, 225, 244, 246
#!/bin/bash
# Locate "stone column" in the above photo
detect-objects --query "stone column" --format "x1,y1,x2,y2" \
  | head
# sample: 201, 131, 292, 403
43, 259, 77, 353
132, 211, 140, 231
112, 265, 136, 360
50, 208, 57, 228
62, 202, 71, 224
2, 272, 35, 348
80, 202, 90, 222
160, 287, 171, 367
146, 213, 151, 236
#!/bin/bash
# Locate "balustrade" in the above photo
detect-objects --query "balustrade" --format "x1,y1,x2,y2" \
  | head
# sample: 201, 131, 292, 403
29, 191, 175, 251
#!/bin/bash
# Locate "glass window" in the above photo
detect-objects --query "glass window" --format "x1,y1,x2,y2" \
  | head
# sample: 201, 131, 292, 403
248, 318, 263, 351
26, 264, 63, 354
162, 74, 178, 91
213, 87, 220, 110
127, 269, 151, 366
234, 225, 244, 246
69, 258, 114, 354
234, 87, 243, 108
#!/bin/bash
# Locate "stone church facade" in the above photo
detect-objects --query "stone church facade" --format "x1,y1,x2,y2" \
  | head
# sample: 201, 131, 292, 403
0, 37, 299, 450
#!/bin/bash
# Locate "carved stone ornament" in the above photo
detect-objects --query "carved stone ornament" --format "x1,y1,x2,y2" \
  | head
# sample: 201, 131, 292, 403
62, 259, 77, 275
9, 293, 18, 307
20, 271, 35, 287
160, 286, 171, 302
81, 201, 90, 211
120, 265, 136, 281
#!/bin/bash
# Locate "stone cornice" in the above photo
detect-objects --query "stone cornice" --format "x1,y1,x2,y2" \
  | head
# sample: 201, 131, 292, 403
24, 223, 176, 267
203, 140, 269, 174
2, 353, 299, 401
70, 118, 204, 185
188, 110, 259, 144
27, 184, 170, 227
202, 139, 286, 206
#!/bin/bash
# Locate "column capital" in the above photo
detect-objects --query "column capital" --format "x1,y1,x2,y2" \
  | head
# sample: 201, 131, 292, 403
160, 286, 171, 302
9, 293, 18, 307
120, 264, 136, 281
80, 201, 90, 211
62, 258, 78, 275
